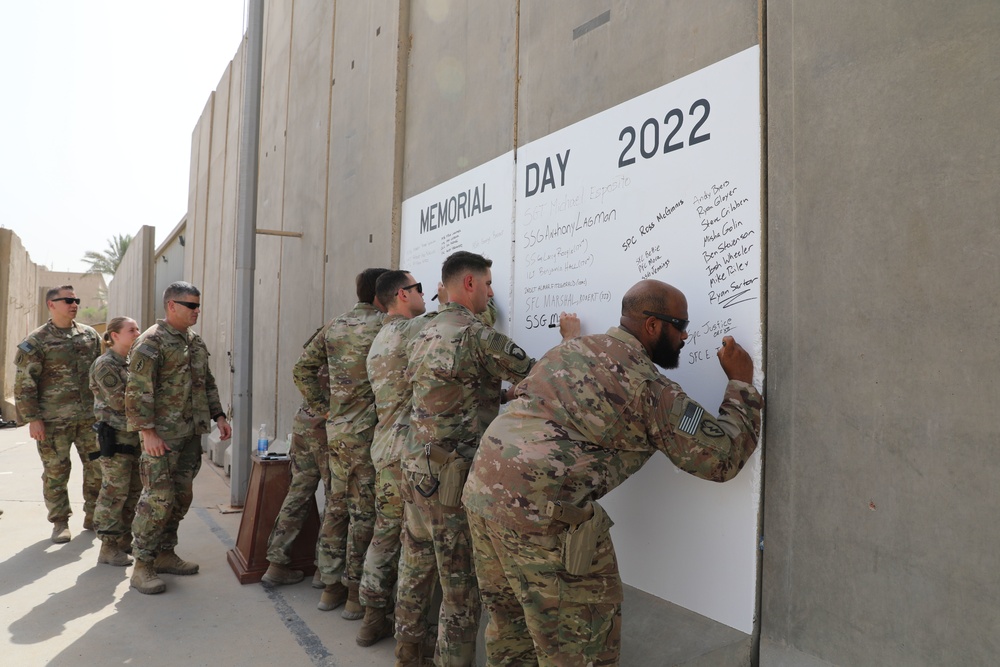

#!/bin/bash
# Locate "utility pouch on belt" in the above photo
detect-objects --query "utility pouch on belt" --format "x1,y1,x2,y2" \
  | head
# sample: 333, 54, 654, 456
95, 422, 117, 458
426, 443, 471, 507
547, 500, 613, 576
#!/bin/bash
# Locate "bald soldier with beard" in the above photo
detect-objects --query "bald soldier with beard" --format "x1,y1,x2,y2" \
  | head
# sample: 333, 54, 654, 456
463, 279, 764, 667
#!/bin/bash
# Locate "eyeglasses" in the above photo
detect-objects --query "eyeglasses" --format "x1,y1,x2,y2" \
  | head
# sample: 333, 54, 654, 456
172, 300, 201, 310
401, 282, 423, 294
51, 297, 81, 305
642, 310, 689, 333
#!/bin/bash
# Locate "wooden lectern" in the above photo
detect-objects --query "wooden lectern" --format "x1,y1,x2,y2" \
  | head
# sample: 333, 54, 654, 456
227, 454, 321, 584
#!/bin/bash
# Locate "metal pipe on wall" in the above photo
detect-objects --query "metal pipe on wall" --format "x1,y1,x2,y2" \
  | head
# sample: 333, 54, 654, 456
231, 0, 264, 506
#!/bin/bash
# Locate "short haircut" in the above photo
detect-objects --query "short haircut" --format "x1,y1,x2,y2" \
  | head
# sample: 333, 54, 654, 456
163, 281, 201, 308
375, 270, 413, 308
441, 251, 492, 285
356, 268, 390, 304
46, 285, 74, 303
621, 290, 670, 320
104, 316, 135, 345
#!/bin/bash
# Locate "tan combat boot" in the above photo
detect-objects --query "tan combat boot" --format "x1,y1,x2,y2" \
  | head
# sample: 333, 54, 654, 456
317, 581, 348, 611
82, 515, 94, 531
342, 581, 364, 620
311, 569, 324, 589
153, 549, 199, 575
356, 605, 393, 647
130, 560, 167, 595
261, 563, 304, 585
394, 640, 422, 667
98, 538, 134, 566
51, 521, 71, 544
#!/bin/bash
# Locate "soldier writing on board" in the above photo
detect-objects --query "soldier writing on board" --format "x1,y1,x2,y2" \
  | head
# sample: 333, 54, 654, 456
463, 279, 763, 666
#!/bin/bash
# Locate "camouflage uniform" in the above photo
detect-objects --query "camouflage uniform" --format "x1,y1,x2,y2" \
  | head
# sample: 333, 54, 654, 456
399, 302, 534, 665
463, 327, 763, 666
14, 319, 102, 524
126, 320, 223, 563
90, 349, 142, 544
266, 326, 331, 565
294, 303, 383, 586
360, 313, 435, 612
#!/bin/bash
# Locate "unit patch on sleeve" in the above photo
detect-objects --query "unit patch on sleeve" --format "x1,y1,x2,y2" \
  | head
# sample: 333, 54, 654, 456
678, 402, 705, 436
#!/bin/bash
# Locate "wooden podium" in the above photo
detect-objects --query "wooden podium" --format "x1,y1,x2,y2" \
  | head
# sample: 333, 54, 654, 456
227, 454, 321, 584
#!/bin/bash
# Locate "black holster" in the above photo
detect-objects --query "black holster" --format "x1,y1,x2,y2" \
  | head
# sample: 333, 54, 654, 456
96, 422, 117, 458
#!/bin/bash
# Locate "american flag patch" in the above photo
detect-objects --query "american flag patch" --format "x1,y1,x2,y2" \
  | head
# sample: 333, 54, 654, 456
678, 403, 704, 436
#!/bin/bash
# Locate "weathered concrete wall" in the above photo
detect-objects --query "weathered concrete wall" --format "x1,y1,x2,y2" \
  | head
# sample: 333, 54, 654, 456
761, 1, 1000, 664
153, 217, 187, 322
0, 229, 41, 420
107, 225, 155, 329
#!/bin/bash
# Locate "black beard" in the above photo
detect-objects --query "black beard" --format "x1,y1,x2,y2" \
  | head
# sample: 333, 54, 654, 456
651, 329, 682, 369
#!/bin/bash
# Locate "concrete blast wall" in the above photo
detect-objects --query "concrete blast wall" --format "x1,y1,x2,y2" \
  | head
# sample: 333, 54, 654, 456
107, 225, 156, 330
179, 0, 1000, 664
0, 229, 41, 420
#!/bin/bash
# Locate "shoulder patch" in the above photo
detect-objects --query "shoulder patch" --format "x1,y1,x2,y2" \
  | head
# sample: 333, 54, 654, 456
17, 340, 35, 354
504, 340, 527, 360
101, 372, 120, 388
677, 402, 705, 436
136, 343, 158, 359
701, 421, 725, 438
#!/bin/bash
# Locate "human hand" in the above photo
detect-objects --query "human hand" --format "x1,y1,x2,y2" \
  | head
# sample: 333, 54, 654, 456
558, 312, 581, 340
29, 420, 45, 441
717, 336, 753, 384
217, 417, 232, 441
141, 429, 170, 456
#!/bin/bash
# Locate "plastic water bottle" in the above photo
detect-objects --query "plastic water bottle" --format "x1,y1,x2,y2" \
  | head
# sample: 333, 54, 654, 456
257, 424, 268, 457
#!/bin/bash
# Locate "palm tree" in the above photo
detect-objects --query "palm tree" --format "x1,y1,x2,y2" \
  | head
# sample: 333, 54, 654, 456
83, 233, 132, 275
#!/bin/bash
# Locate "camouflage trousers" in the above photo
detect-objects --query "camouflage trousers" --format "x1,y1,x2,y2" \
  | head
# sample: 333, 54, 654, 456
93, 430, 141, 542
397, 470, 480, 667
467, 512, 623, 667
359, 460, 404, 608
35, 418, 101, 523
132, 434, 203, 563
266, 424, 330, 564
317, 435, 375, 585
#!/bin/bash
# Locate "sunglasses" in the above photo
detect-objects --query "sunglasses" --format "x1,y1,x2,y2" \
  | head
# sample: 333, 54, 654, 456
642, 310, 689, 333
401, 282, 423, 294
172, 300, 201, 310
51, 297, 81, 305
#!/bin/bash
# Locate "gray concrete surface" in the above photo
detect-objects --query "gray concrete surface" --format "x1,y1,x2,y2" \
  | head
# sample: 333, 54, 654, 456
0, 229, 41, 421
107, 224, 155, 329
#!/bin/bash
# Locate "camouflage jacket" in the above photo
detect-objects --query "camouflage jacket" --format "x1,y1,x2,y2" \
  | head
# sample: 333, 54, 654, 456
292, 325, 331, 436
90, 349, 129, 431
14, 319, 101, 424
463, 326, 763, 535
125, 320, 223, 439
293, 303, 383, 441
366, 312, 436, 470
404, 302, 533, 471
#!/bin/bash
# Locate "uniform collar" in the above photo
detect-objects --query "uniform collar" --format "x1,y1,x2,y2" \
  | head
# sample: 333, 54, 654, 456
606, 326, 650, 359
46, 318, 78, 334
157, 319, 192, 341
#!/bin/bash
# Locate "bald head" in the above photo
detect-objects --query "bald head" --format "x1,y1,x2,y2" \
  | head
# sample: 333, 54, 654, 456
620, 280, 686, 322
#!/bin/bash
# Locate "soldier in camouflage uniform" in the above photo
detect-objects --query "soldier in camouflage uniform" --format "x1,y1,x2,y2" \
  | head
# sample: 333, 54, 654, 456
294, 268, 387, 618
90, 316, 143, 566
396, 251, 578, 667
463, 280, 764, 666
125, 282, 231, 595
354, 270, 429, 647
261, 326, 332, 586
14, 285, 102, 543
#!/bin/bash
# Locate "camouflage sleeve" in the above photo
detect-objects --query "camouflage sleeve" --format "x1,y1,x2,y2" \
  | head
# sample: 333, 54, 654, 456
293, 329, 329, 416
13, 338, 43, 423
90, 356, 126, 415
652, 379, 763, 483
201, 343, 224, 419
470, 324, 534, 384
125, 340, 160, 431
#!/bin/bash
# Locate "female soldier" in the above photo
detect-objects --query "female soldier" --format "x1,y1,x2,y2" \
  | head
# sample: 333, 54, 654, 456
90, 316, 142, 566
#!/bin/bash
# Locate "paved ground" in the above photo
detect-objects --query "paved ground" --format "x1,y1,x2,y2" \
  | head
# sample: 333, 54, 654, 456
0, 424, 397, 667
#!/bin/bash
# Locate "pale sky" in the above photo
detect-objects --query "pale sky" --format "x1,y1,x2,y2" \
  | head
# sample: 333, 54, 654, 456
0, 1, 247, 273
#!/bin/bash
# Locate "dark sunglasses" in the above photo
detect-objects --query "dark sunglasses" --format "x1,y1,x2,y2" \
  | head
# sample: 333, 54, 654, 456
172, 300, 201, 310
51, 297, 81, 305
401, 282, 423, 294
642, 310, 689, 333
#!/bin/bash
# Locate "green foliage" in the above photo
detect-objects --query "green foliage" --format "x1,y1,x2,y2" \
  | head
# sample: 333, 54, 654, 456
77, 305, 108, 326
83, 233, 132, 275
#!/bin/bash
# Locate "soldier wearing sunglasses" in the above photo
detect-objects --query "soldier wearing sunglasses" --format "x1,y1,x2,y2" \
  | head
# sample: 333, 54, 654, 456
125, 281, 231, 595
14, 285, 102, 544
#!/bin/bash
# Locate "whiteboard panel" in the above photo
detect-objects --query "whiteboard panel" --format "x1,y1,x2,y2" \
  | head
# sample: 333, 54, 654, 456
511, 46, 762, 632
400, 152, 515, 332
